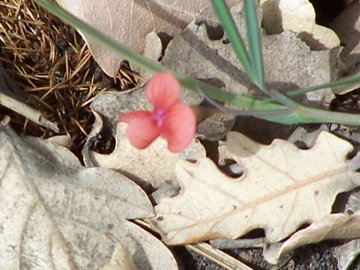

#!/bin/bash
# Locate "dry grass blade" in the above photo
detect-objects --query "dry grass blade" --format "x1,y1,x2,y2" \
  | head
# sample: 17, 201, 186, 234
0, 0, 138, 155
0, 91, 58, 131
186, 243, 255, 270
135, 219, 254, 270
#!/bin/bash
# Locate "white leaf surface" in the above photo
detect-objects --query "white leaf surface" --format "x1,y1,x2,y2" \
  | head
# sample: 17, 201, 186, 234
261, 0, 340, 50
151, 131, 360, 245
0, 125, 177, 270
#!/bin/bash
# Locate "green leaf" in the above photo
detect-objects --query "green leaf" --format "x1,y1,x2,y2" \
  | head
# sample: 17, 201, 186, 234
210, 0, 256, 84
244, 0, 265, 89
32, 0, 360, 127
288, 73, 360, 97
32, 0, 262, 108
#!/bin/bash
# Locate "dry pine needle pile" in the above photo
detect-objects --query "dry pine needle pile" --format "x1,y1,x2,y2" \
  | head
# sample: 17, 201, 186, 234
0, 0, 138, 154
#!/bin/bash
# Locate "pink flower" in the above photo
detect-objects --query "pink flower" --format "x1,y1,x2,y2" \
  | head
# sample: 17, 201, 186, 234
119, 72, 196, 153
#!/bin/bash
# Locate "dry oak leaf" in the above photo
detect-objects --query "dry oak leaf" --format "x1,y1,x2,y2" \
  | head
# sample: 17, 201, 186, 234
55, 0, 237, 76
263, 212, 360, 264
260, 0, 340, 50
101, 244, 136, 270
91, 123, 205, 189
0, 125, 178, 270
331, 0, 360, 70
333, 238, 360, 270
151, 131, 360, 245
161, 21, 337, 106
86, 89, 204, 189
330, 1, 360, 94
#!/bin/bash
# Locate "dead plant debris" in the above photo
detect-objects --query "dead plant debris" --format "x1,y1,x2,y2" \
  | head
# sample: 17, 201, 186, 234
0, 0, 139, 155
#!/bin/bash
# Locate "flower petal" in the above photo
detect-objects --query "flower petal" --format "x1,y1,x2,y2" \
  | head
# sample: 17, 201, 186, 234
125, 117, 160, 149
161, 102, 196, 153
119, 110, 150, 123
146, 73, 180, 110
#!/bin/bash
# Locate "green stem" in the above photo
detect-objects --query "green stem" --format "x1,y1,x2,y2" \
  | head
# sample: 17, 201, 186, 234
297, 105, 360, 126
210, 0, 256, 85
244, 0, 265, 89
32, 0, 360, 127
288, 74, 360, 97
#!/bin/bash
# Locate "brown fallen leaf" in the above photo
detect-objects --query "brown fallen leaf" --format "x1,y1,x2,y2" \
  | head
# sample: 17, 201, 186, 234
0, 124, 178, 270
260, 0, 340, 50
151, 131, 360, 245
55, 0, 237, 76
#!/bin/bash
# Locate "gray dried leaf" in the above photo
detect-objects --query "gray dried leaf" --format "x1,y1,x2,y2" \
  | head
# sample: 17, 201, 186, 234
330, 1, 360, 94
333, 239, 360, 270
91, 123, 206, 189
260, 0, 340, 50
161, 5, 338, 105
0, 125, 177, 270
264, 212, 360, 264
55, 0, 238, 76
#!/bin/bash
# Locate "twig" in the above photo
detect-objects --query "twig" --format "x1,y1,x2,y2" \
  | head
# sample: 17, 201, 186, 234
0, 91, 59, 132
186, 243, 255, 270
134, 219, 255, 270
210, 238, 267, 249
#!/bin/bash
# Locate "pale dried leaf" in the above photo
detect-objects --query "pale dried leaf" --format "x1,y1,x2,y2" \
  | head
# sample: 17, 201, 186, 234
260, 0, 340, 50
161, 20, 337, 105
151, 131, 360, 245
101, 244, 136, 270
55, 0, 237, 76
160, 16, 253, 98
46, 134, 73, 149
0, 125, 178, 270
333, 239, 360, 270
262, 31, 337, 104
89, 87, 200, 133
331, 0, 360, 69
91, 123, 206, 189
287, 125, 329, 148
263, 213, 360, 264
143, 32, 163, 63
85, 89, 205, 188
330, 1, 360, 94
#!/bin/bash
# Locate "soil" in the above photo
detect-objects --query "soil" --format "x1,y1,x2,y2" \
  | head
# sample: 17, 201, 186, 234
177, 240, 340, 269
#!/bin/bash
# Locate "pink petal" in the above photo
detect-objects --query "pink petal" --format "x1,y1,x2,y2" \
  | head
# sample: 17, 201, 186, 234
160, 102, 196, 153
146, 73, 180, 110
125, 117, 160, 149
119, 110, 150, 123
